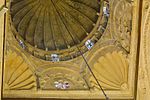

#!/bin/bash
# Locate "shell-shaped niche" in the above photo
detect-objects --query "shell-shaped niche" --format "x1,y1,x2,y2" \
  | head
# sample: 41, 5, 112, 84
90, 51, 128, 90
4, 50, 37, 90
39, 67, 88, 90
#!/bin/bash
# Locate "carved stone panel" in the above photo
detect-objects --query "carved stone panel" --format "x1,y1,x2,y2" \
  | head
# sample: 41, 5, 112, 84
1, 0, 140, 99
137, 0, 150, 100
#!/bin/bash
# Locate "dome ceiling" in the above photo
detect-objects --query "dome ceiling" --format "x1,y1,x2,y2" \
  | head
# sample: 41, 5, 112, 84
10, 0, 109, 61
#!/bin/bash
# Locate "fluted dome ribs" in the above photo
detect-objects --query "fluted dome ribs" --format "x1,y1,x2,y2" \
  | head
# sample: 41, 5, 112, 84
10, 0, 109, 61
10, 0, 100, 50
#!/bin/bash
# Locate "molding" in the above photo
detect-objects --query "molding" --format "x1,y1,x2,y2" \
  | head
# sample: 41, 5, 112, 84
137, 0, 150, 100
1, 0, 141, 99
0, 0, 5, 99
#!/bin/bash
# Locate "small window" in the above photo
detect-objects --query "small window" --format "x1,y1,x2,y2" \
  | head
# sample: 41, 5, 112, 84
54, 81, 70, 89
51, 54, 60, 62
85, 40, 94, 50
19, 40, 25, 49
103, 6, 109, 17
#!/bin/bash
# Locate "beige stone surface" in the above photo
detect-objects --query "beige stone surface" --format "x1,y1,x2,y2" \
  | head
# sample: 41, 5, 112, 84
1, 0, 139, 99
1, 0, 150, 100
0, 0, 4, 99
137, 0, 150, 100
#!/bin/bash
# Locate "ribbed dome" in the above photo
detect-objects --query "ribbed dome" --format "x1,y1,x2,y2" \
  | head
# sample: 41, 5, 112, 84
10, 0, 100, 50
9, 0, 109, 61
